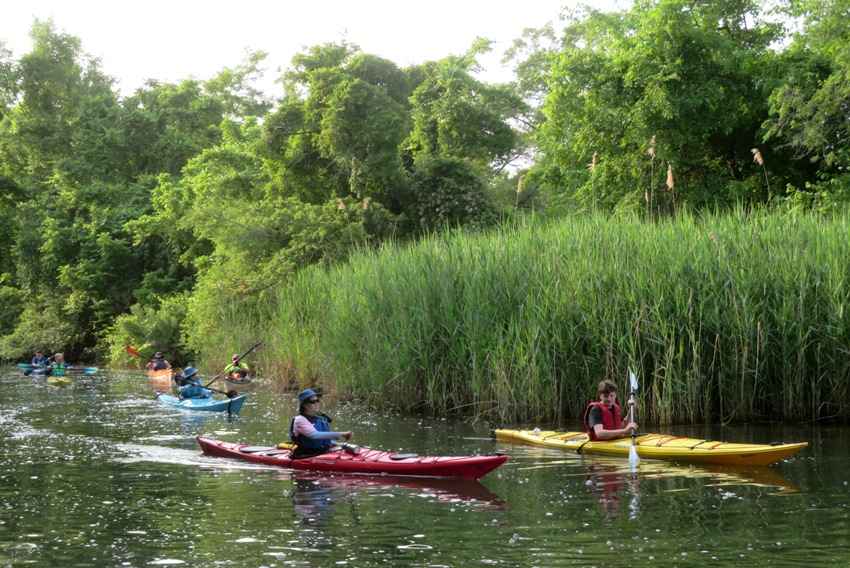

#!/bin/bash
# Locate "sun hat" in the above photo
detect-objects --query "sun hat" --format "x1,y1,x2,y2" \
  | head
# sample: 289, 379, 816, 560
180, 366, 198, 379
155, 352, 164, 358
297, 388, 323, 408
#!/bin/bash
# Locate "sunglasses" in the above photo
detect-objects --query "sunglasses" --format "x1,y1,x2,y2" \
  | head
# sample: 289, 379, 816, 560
306, 398, 320, 404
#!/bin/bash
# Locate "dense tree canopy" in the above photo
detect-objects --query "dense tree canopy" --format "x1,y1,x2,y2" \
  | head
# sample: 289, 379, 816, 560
1, 2, 848, 362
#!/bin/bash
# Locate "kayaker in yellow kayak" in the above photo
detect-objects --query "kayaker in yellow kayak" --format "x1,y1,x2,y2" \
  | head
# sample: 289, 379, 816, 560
49, 353, 70, 376
289, 389, 353, 458
583, 379, 638, 441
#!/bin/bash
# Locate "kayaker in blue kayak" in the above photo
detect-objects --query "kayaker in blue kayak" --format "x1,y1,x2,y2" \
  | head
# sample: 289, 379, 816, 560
175, 366, 212, 399
289, 389, 353, 458
31, 351, 49, 367
583, 379, 638, 441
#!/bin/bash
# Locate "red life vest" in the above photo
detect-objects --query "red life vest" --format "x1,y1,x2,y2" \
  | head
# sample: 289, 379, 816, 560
583, 401, 622, 441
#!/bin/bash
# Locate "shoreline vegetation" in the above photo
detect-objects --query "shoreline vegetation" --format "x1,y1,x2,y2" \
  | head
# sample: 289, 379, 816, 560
210, 209, 850, 426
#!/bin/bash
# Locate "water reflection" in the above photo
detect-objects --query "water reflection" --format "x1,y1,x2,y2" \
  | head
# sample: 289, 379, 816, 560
585, 464, 640, 524
289, 473, 504, 508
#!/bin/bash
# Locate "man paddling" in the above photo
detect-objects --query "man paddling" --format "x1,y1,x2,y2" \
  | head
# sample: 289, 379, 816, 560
31, 351, 49, 367
223, 354, 249, 379
583, 379, 638, 441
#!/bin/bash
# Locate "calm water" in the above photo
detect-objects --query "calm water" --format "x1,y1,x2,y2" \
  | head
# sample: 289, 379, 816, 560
0, 368, 848, 567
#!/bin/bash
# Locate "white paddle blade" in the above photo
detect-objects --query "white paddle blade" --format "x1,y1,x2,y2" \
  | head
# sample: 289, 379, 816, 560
629, 368, 639, 392
629, 445, 641, 466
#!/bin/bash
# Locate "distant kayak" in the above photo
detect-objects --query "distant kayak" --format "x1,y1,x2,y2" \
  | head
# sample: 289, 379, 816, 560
197, 437, 508, 479
156, 392, 247, 414
17, 363, 98, 375
493, 429, 808, 466
147, 368, 173, 379
223, 375, 254, 391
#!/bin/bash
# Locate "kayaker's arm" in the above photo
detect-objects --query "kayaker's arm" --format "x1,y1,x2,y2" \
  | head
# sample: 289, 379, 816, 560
293, 416, 353, 441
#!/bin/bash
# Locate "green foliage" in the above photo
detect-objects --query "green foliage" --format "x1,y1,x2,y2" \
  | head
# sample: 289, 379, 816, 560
253, 208, 850, 425
764, 0, 850, 182
528, 1, 784, 212
408, 156, 498, 233
406, 43, 527, 171
102, 293, 190, 366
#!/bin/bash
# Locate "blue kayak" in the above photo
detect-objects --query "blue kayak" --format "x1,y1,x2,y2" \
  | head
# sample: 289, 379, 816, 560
156, 392, 247, 414
17, 363, 99, 375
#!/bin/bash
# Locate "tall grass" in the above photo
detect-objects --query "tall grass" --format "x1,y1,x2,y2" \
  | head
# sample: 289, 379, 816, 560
241, 208, 850, 426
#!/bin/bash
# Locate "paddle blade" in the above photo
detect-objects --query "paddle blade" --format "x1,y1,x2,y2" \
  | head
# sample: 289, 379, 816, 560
629, 368, 639, 392
125, 345, 141, 357
629, 444, 641, 467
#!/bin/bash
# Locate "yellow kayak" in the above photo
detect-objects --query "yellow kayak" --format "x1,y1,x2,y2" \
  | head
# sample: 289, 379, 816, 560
47, 377, 71, 387
493, 429, 808, 466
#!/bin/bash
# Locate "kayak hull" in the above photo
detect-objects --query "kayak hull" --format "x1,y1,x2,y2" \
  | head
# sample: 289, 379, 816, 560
47, 377, 71, 387
224, 376, 255, 391
196, 437, 507, 480
494, 429, 808, 466
147, 368, 173, 379
157, 392, 247, 414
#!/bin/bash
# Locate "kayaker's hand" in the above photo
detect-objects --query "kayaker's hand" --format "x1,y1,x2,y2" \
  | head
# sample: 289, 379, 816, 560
342, 431, 353, 441
624, 422, 637, 433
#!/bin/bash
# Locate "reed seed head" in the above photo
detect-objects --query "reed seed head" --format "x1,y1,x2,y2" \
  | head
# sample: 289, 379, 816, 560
752, 148, 764, 166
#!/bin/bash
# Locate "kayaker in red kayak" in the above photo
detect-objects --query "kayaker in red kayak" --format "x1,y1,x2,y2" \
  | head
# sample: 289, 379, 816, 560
583, 379, 638, 441
289, 389, 353, 458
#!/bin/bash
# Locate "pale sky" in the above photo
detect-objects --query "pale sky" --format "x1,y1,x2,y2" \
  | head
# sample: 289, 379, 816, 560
1, 0, 624, 96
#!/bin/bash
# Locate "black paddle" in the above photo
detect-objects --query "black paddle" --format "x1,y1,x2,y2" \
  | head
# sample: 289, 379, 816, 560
204, 339, 264, 388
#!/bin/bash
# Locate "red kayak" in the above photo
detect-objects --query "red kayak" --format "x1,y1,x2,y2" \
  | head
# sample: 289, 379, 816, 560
196, 437, 507, 480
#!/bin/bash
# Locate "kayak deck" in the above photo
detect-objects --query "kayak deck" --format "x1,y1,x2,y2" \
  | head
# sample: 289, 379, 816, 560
157, 392, 247, 414
494, 429, 808, 466
197, 437, 507, 479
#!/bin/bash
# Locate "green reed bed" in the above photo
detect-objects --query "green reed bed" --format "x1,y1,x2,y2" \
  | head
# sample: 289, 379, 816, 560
253, 209, 850, 425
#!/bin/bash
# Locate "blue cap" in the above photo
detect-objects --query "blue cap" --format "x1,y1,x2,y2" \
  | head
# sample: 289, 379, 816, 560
180, 366, 198, 379
297, 389, 323, 408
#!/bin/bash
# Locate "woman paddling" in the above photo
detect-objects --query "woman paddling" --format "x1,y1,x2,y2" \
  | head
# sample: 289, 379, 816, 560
289, 389, 353, 458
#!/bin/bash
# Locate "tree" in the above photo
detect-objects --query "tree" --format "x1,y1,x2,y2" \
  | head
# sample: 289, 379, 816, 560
406, 39, 527, 173
528, 1, 782, 213
763, 0, 850, 206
